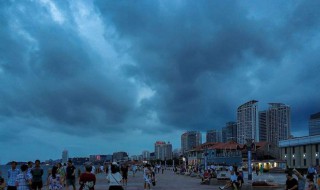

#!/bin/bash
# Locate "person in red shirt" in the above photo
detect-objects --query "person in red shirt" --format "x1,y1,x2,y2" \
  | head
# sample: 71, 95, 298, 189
201, 170, 211, 184
79, 165, 96, 190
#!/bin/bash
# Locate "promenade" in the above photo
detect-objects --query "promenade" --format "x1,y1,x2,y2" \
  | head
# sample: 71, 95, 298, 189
92, 170, 286, 190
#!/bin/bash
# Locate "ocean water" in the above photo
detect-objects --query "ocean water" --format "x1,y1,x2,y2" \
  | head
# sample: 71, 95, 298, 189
0, 165, 85, 182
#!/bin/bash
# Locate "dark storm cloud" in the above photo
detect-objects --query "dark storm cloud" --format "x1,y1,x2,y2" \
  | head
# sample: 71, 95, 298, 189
1, 0, 319, 147
0, 1, 139, 137
94, 0, 320, 132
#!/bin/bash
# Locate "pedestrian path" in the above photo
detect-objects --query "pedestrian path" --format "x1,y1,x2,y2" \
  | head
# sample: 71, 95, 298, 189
94, 170, 285, 190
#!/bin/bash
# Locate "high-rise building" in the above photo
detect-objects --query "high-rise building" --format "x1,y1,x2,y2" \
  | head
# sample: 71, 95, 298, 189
309, 112, 320, 136
266, 103, 290, 146
222, 127, 227, 143
223, 122, 238, 142
154, 141, 172, 160
172, 148, 182, 159
89, 155, 111, 162
181, 133, 188, 154
259, 111, 267, 142
62, 150, 68, 163
142, 151, 150, 160
112, 152, 128, 162
237, 100, 259, 144
259, 104, 291, 145
131, 155, 139, 161
206, 129, 222, 143
181, 131, 202, 154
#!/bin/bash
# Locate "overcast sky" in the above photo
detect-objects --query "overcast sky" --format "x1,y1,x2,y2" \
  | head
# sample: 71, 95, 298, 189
1, 0, 320, 164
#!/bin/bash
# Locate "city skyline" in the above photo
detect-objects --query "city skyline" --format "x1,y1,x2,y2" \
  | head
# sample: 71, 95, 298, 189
1, 1, 320, 164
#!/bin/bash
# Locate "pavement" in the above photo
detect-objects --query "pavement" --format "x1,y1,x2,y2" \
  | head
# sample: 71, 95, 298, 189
91, 170, 286, 190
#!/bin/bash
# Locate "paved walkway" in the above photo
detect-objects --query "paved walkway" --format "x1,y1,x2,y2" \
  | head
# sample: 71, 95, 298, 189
93, 170, 286, 190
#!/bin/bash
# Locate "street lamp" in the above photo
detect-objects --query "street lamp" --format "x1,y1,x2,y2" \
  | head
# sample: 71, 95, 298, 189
204, 148, 208, 170
165, 157, 167, 168
246, 138, 254, 181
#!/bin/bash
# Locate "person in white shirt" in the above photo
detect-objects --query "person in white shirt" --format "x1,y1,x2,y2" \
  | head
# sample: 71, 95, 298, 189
106, 163, 123, 190
219, 170, 238, 190
90, 164, 96, 175
143, 164, 153, 190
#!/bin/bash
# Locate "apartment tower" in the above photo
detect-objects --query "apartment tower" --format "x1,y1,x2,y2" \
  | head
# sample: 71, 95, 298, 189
266, 103, 291, 145
154, 141, 172, 161
206, 129, 222, 143
309, 112, 320, 136
181, 131, 202, 154
237, 100, 259, 144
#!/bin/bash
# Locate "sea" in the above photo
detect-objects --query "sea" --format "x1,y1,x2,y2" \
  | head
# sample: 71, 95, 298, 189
0, 164, 86, 182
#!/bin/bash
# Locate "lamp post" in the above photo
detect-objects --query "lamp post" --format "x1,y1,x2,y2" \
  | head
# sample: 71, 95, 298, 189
165, 157, 167, 168
246, 138, 254, 181
204, 148, 208, 170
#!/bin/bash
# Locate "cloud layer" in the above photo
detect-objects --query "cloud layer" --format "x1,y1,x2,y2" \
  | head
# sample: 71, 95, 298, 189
0, 0, 319, 163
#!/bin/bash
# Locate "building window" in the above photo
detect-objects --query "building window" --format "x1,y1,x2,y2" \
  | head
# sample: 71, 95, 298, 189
293, 159, 295, 166
316, 144, 319, 152
285, 147, 287, 154
303, 145, 306, 153
304, 159, 306, 166
292, 147, 295, 154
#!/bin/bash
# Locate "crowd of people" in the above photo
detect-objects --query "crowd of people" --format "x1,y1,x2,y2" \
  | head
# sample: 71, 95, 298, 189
0, 160, 164, 190
0, 160, 83, 190
285, 165, 320, 190
170, 162, 320, 190
2, 160, 320, 190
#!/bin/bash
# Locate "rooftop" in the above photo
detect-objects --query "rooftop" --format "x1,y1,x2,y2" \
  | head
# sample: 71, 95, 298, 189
279, 135, 320, 147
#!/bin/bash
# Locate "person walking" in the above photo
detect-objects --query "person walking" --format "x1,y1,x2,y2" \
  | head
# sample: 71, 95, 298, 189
131, 164, 137, 177
120, 164, 128, 186
7, 161, 20, 190
106, 162, 123, 190
259, 164, 264, 176
16, 164, 31, 190
66, 160, 76, 190
27, 162, 33, 180
56, 163, 66, 187
143, 164, 152, 190
31, 160, 44, 190
47, 166, 63, 190
90, 163, 96, 175
79, 165, 96, 190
